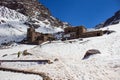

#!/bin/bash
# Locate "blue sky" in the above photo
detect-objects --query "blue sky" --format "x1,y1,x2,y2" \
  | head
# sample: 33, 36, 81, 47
39, 0, 120, 28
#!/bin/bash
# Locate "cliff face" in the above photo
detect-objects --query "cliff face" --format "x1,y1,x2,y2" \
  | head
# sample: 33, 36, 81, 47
0, 0, 70, 28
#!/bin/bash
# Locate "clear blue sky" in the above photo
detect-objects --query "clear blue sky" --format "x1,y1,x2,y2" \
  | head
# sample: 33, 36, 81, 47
39, 0, 120, 28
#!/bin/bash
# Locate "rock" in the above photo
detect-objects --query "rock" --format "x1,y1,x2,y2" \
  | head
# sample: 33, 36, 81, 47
22, 50, 32, 56
103, 10, 120, 27
103, 30, 115, 35
82, 49, 101, 59
54, 58, 59, 61
2, 54, 7, 57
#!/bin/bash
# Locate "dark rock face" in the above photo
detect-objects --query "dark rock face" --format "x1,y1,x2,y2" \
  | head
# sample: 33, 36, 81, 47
0, 0, 46, 16
95, 23, 104, 29
0, 0, 70, 27
82, 49, 101, 59
95, 10, 120, 29
103, 10, 120, 27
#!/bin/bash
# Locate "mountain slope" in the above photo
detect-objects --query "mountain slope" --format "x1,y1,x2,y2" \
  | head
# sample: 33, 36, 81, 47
0, 0, 70, 28
0, 6, 28, 44
0, 6, 64, 44
95, 10, 120, 28
0, 0, 70, 44
0, 6, 27, 21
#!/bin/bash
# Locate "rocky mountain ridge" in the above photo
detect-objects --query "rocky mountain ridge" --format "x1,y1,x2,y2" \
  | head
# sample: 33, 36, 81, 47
0, 0, 70, 28
95, 10, 120, 29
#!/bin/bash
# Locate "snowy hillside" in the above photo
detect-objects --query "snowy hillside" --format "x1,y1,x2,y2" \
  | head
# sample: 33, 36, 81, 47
0, 23, 120, 80
0, 71, 43, 80
26, 18, 64, 33
0, 6, 28, 44
0, 6, 63, 45
0, 6, 27, 21
0, 0, 71, 29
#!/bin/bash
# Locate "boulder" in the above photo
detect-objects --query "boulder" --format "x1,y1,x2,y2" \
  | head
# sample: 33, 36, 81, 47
54, 58, 59, 62
82, 49, 101, 59
22, 50, 32, 56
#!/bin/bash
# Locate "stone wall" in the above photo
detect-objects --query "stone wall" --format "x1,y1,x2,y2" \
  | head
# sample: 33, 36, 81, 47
64, 26, 87, 39
64, 26, 86, 34
63, 26, 103, 40
79, 30, 103, 38
27, 27, 54, 44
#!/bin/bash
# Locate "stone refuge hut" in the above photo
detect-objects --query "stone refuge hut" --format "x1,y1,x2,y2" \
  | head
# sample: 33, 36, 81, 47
63, 26, 103, 40
63, 26, 87, 40
26, 26, 104, 44
27, 27, 54, 44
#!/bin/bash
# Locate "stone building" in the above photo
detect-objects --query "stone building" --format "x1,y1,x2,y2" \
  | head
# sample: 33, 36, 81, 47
63, 26, 103, 40
64, 26, 86, 34
63, 26, 87, 40
27, 27, 54, 44
26, 26, 104, 44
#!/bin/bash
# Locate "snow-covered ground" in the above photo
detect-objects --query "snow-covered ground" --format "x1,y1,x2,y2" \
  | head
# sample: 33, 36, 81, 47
0, 6, 28, 44
0, 71, 43, 80
0, 44, 36, 59
0, 23, 120, 80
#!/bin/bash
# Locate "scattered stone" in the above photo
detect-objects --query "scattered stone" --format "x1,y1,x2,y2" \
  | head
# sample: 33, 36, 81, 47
82, 49, 101, 59
103, 30, 115, 35
1, 20, 6, 23
2, 54, 7, 57
54, 58, 59, 62
113, 65, 120, 68
37, 60, 52, 64
79, 38, 83, 41
48, 60, 53, 64
22, 50, 32, 56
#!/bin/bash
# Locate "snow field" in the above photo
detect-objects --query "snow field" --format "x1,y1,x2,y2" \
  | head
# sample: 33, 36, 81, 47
0, 6, 120, 79
0, 71, 43, 80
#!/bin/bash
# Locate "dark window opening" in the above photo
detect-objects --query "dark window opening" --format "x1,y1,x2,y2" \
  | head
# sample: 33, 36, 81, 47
97, 33, 100, 36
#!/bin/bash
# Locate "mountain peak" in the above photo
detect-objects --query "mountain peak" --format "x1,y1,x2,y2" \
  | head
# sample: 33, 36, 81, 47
95, 10, 120, 29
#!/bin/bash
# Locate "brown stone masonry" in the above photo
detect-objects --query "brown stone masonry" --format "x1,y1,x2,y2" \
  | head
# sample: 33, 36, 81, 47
64, 26, 104, 40
79, 30, 103, 38
27, 27, 54, 45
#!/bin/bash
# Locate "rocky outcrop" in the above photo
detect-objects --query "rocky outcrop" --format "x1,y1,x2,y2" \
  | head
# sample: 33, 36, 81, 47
82, 49, 101, 59
95, 10, 120, 29
0, 0, 70, 28
103, 10, 120, 27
